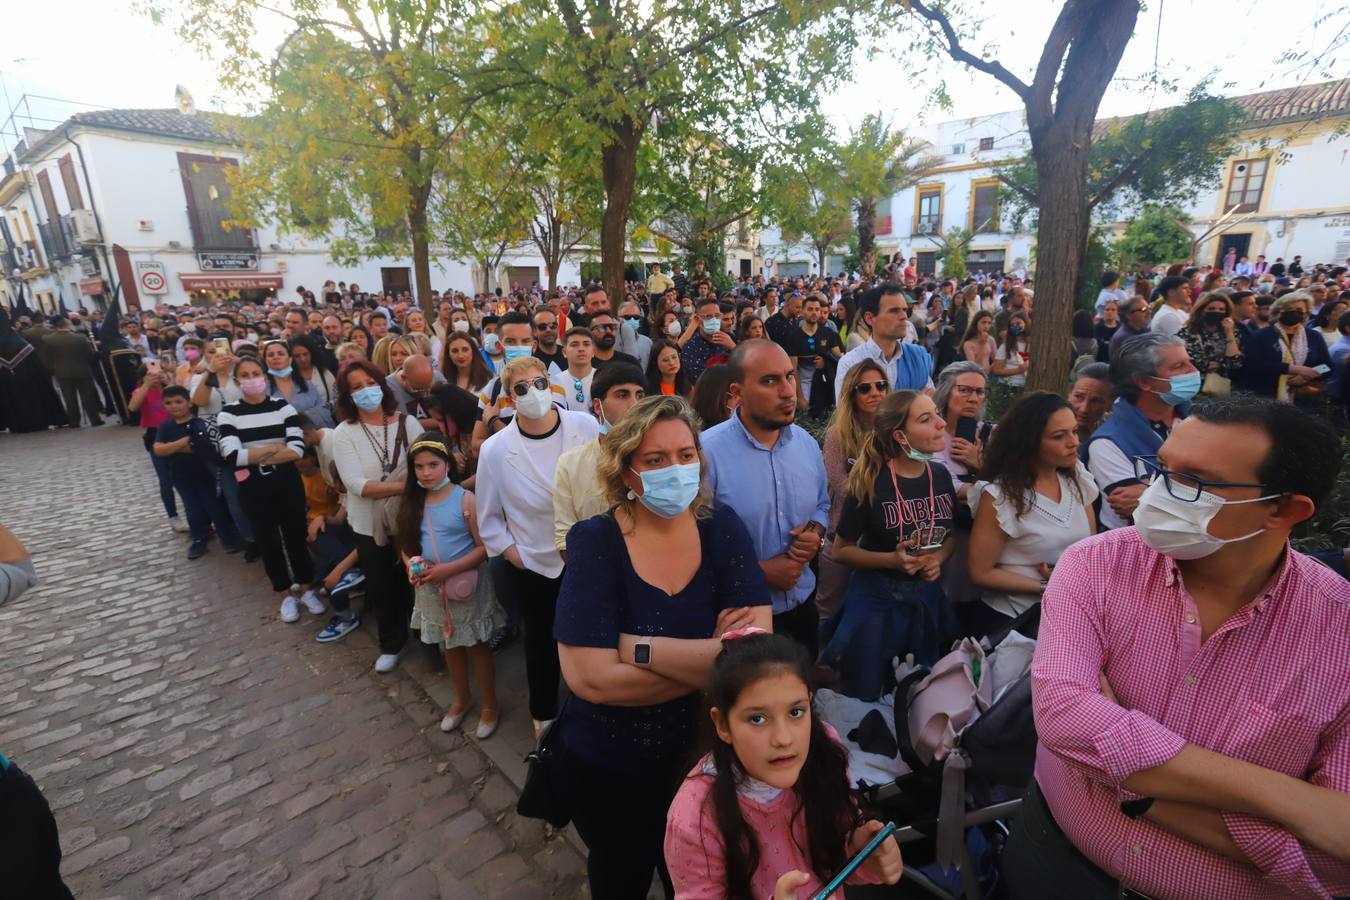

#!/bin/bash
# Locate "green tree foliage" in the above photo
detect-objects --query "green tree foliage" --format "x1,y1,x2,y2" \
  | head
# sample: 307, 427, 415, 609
471, 0, 872, 310
1076, 228, 1118, 311
935, 227, 970, 280
145, 0, 479, 315
997, 86, 1246, 228
1115, 206, 1194, 271
762, 133, 854, 276
836, 116, 940, 277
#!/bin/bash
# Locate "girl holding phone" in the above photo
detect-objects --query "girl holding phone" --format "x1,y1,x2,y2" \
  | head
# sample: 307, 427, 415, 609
665, 630, 902, 899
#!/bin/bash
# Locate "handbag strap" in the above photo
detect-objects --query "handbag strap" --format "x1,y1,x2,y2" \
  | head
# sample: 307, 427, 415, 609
392, 413, 409, 467
422, 500, 454, 635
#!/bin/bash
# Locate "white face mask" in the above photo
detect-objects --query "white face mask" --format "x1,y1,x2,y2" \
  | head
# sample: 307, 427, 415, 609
452, 320, 470, 333
1132, 478, 1277, 560
515, 385, 553, 420
666, 320, 682, 338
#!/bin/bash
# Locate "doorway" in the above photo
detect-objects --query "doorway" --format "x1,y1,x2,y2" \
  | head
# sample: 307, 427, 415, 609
1216, 233, 1251, 269
739, 258, 752, 277
381, 267, 412, 296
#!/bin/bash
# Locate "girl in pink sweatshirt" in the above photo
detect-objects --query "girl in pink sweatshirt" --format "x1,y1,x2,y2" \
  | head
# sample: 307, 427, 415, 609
664, 629, 903, 899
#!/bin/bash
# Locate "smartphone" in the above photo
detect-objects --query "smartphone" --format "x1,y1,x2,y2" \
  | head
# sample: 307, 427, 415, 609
955, 416, 978, 443
811, 822, 897, 900
213, 337, 231, 354
145, 358, 162, 375
1313, 363, 1331, 376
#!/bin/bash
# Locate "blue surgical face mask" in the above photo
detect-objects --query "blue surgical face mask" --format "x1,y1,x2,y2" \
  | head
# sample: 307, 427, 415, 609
422, 474, 451, 491
503, 345, 532, 362
483, 333, 501, 354
352, 385, 385, 411
622, 317, 640, 330
267, 365, 293, 378
1155, 370, 1201, 406
631, 462, 701, 518
701, 317, 721, 336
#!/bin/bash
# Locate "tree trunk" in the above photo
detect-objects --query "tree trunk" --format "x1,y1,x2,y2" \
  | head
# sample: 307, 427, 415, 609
856, 199, 877, 277
600, 118, 642, 314
1024, 132, 1089, 393
546, 215, 562, 290
407, 191, 434, 318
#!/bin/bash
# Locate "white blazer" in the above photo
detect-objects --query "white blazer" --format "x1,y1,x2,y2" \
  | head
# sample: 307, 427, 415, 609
476, 409, 601, 578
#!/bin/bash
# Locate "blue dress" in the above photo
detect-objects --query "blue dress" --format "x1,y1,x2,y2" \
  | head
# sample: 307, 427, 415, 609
410, 486, 505, 649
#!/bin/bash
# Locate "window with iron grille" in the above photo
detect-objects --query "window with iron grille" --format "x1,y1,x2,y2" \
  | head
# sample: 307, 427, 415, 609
978, 137, 995, 151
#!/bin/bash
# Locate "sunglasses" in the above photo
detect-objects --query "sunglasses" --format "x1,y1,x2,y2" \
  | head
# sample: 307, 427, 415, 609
854, 380, 889, 395
511, 376, 550, 398
592, 323, 617, 332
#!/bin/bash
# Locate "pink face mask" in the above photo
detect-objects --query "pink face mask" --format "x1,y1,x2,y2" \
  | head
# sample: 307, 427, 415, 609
184, 349, 202, 362
239, 376, 268, 397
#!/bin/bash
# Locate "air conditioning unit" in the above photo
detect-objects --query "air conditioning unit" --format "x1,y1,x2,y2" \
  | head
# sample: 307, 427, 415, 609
917, 222, 939, 235
70, 208, 99, 244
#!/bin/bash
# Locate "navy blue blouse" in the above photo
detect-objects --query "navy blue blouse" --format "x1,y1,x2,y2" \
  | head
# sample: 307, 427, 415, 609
554, 503, 770, 775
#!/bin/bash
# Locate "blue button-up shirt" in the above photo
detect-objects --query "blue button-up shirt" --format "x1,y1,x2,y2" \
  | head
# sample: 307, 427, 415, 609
702, 411, 831, 614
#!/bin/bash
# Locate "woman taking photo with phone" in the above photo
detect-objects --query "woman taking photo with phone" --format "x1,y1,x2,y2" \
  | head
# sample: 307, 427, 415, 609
823, 391, 956, 700
967, 392, 1098, 638
553, 395, 770, 899
217, 356, 322, 623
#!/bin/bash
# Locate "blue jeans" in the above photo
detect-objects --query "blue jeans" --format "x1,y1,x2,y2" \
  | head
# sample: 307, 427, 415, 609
175, 474, 240, 546
147, 440, 178, 519
214, 462, 254, 543
821, 570, 946, 700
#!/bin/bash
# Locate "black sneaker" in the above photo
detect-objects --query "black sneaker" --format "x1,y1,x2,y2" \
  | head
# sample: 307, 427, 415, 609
243, 542, 261, 563
187, 541, 208, 560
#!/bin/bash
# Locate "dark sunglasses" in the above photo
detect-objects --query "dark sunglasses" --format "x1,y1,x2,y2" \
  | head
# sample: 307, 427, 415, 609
511, 376, 550, 397
592, 323, 617, 332
854, 380, 889, 395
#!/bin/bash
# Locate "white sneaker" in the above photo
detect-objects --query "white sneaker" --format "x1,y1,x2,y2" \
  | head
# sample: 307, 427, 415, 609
299, 590, 326, 615
279, 594, 300, 623
374, 652, 400, 674
169, 517, 189, 533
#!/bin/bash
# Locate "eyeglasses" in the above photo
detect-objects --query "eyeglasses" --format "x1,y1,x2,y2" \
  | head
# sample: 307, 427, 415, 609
511, 376, 550, 398
854, 380, 889, 395
954, 385, 987, 398
573, 379, 586, 403
1132, 456, 1271, 503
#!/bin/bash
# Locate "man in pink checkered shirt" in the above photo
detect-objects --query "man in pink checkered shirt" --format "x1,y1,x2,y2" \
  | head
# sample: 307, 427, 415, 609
1003, 396, 1350, 900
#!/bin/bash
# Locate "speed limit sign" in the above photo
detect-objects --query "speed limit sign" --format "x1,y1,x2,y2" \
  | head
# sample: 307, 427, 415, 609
137, 261, 168, 294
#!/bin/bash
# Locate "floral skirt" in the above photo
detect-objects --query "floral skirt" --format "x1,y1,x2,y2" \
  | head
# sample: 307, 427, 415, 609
410, 561, 506, 650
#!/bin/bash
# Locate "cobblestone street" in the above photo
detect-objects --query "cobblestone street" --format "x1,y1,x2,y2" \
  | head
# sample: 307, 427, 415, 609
0, 425, 586, 899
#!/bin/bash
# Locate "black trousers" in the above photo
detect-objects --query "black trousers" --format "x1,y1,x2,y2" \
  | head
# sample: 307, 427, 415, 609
773, 592, 820, 662
353, 533, 413, 654
557, 747, 676, 900
1003, 780, 1122, 900
0, 761, 75, 900
237, 464, 315, 592
57, 376, 102, 427
498, 564, 562, 721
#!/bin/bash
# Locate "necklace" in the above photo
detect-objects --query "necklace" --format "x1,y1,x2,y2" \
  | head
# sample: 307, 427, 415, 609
358, 416, 392, 474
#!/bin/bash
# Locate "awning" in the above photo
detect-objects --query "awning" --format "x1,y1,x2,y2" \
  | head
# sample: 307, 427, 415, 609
179, 273, 284, 291
79, 277, 106, 296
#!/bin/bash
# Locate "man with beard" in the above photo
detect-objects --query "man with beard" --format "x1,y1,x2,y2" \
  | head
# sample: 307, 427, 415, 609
587, 311, 639, 369
701, 340, 829, 658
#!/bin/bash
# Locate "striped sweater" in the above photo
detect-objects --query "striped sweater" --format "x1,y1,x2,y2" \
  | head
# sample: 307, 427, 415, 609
217, 397, 304, 468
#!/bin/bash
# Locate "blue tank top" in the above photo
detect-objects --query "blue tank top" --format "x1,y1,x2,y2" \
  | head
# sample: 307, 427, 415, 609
421, 485, 476, 564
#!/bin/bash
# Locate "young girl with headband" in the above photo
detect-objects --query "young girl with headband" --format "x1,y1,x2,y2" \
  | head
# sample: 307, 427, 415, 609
665, 629, 903, 899
395, 435, 506, 737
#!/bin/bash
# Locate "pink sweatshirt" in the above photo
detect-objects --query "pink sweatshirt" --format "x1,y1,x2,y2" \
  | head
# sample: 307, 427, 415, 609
664, 755, 882, 899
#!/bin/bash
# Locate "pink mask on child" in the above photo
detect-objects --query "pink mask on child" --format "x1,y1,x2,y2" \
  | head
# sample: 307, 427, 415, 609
239, 377, 267, 396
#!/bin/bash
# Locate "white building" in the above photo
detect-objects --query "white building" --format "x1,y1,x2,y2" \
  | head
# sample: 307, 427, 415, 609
763, 78, 1350, 279
0, 106, 747, 313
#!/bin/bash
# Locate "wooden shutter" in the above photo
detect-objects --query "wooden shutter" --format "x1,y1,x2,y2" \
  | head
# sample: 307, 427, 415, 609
59, 155, 84, 210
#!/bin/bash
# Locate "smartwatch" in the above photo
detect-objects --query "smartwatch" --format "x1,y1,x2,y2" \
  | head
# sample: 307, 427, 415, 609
634, 636, 653, 667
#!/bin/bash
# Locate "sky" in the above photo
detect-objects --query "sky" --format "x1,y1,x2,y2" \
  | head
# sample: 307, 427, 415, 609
1, 0, 1346, 157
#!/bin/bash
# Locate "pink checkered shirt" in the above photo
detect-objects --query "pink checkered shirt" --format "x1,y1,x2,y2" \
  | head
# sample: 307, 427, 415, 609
1033, 527, 1350, 900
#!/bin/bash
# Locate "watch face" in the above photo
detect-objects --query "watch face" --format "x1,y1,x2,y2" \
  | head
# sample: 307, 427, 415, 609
634, 644, 651, 665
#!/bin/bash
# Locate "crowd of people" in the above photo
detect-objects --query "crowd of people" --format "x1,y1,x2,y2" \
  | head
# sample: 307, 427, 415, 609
1, 253, 1349, 900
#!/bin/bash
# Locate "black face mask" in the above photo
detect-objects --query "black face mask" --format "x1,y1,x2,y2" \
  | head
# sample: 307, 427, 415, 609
1203, 310, 1226, 326
1278, 309, 1306, 327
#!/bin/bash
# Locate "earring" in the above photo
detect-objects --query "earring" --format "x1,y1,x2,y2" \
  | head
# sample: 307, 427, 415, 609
626, 488, 636, 500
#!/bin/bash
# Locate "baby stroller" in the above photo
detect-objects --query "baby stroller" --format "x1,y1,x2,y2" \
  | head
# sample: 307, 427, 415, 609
819, 604, 1041, 900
